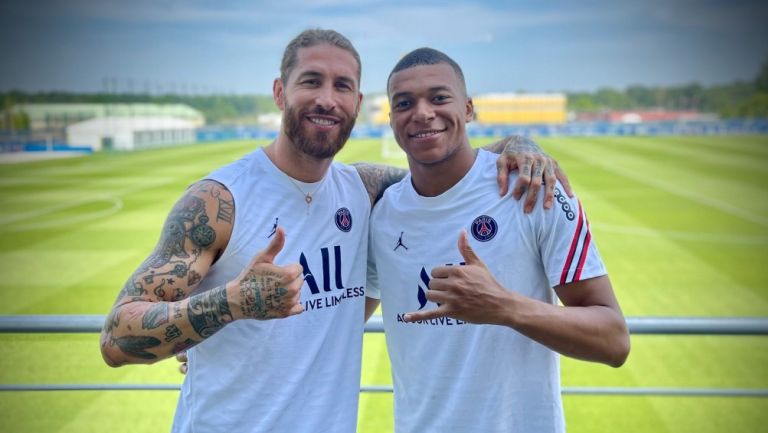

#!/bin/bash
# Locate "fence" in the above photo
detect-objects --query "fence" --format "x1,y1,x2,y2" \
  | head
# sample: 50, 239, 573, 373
0, 315, 767, 397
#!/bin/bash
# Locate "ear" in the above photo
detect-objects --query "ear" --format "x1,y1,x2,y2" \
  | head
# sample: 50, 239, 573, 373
465, 97, 474, 123
273, 78, 285, 111
355, 91, 364, 116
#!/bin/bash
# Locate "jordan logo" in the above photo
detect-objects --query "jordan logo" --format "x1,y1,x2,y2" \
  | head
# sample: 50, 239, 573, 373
394, 232, 409, 251
267, 217, 278, 238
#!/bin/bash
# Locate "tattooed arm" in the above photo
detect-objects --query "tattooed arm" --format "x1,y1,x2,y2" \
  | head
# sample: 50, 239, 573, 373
483, 135, 573, 213
353, 163, 408, 207
100, 181, 303, 367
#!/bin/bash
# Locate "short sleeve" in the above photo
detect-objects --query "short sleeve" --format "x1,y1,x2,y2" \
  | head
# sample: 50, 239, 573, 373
537, 183, 607, 288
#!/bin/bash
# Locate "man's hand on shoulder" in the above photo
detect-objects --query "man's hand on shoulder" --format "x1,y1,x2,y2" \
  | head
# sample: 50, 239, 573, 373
486, 135, 573, 213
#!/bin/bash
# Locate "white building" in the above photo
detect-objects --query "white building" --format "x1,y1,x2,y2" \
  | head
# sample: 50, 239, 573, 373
66, 116, 198, 151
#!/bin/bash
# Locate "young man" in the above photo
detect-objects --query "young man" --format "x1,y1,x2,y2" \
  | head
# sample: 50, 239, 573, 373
100, 30, 568, 433
366, 48, 630, 432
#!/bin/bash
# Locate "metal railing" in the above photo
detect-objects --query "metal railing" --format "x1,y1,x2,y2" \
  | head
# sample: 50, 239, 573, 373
1, 315, 767, 397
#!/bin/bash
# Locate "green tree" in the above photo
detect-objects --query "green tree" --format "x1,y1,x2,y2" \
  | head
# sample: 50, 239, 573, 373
594, 88, 631, 109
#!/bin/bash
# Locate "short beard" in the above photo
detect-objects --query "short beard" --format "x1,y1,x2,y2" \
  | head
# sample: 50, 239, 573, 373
283, 104, 355, 159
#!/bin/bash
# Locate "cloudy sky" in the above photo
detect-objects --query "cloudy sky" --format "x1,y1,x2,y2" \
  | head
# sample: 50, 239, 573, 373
1, 0, 766, 95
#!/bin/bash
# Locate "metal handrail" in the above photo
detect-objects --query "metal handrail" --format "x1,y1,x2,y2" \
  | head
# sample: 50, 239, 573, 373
1, 315, 766, 398
1, 315, 768, 335
0, 384, 764, 397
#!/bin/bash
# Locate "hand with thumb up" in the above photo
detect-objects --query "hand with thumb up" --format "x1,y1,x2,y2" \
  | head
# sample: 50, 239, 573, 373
404, 230, 516, 325
229, 227, 305, 320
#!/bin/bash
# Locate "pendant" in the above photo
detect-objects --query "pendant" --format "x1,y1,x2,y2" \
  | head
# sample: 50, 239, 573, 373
305, 195, 312, 204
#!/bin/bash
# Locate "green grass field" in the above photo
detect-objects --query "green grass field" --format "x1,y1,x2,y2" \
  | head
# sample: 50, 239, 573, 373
0, 135, 767, 432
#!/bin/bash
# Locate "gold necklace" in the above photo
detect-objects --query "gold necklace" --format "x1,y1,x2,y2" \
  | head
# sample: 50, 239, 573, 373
288, 176, 325, 214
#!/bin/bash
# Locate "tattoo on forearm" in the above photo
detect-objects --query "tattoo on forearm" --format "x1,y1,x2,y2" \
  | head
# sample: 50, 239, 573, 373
152, 278, 168, 298
238, 272, 288, 319
120, 278, 148, 298
172, 338, 197, 354
187, 286, 233, 338
164, 324, 182, 342
354, 163, 407, 206
173, 302, 183, 319
114, 335, 161, 360
188, 270, 202, 287
172, 287, 185, 301
103, 310, 119, 335
141, 303, 169, 330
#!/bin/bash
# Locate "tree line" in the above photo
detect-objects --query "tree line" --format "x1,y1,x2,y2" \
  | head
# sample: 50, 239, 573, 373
2, 60, 766, 129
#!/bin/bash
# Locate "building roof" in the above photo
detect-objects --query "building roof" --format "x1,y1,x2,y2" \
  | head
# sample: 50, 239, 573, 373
15, 103, 204, 122
66, 116, 198, 133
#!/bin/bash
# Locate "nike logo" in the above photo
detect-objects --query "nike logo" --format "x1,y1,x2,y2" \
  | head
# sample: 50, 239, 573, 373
267, 217, 278, 238
394, 231, 408, 251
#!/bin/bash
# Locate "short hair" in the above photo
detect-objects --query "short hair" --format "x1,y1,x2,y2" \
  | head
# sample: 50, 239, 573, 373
387, 47, 467, 96
280, 29, 362, 85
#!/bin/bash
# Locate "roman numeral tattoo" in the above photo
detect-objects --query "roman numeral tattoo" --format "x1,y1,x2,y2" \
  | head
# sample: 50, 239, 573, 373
216, 197, 234, 223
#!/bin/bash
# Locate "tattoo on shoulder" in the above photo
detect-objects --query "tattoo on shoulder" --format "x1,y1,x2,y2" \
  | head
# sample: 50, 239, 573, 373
354, 163, 407, 206
148, 180, 234, 268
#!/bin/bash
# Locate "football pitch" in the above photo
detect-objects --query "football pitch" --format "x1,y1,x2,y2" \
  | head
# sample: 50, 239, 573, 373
0, 135, 766, 432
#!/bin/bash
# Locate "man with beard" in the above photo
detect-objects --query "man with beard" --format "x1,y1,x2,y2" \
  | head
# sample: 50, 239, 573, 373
100, 30, 568, 433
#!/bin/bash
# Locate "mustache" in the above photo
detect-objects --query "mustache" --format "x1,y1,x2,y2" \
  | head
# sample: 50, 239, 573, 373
305, 106, 335, 116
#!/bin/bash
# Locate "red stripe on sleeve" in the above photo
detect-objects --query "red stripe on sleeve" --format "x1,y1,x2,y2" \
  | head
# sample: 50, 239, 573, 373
559, 200, 584, 285
573, 203, 592, 282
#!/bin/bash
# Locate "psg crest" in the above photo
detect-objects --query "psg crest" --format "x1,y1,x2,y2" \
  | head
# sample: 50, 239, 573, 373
471, 215, 498, 242
335, 207, 353, 232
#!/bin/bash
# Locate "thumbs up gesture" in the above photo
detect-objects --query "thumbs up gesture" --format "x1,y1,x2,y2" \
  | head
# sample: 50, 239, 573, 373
404, 231, 513, 325
230, 227, 304, 320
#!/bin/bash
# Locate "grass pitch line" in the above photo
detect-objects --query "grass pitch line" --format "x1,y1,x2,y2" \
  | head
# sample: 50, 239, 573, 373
550, 142, 768, 228
0, 179, 172, 227
6, 196, 124, 232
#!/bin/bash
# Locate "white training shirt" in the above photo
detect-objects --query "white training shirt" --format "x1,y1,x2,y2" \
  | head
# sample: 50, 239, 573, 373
367, 149, 607, 433
172, 148, 371, 433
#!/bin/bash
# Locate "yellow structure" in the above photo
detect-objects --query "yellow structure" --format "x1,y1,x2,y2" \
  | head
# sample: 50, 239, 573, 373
367, 93, 567, 126
473, 93, 566, 125
368, 95, 391, 126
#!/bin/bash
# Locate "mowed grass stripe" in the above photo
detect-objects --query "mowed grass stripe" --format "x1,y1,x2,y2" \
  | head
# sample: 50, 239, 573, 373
598, 135, 767, 177
550, 136, 768, 216
680, 134, 768, 158
542, 137, 768, 228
